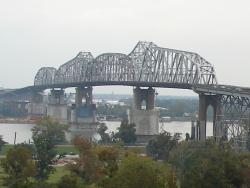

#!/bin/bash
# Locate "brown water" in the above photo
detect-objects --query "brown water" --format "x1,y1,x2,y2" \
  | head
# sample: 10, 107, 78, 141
0, 121, 213, 144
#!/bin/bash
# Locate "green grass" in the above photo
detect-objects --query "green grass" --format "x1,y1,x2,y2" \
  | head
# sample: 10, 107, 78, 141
122, 145, 147, 155
47, 166, 71, 184
55, 145, 78, 155
0, 167, 8, 188
0, 144, 76, 186
0, 166, 70, 186
0, 144, 78, 156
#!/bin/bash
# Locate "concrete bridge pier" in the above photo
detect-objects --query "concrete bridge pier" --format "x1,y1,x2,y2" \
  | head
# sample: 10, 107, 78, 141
74, 86, 96, 124
68, 86, 97, 141
129, 87, 159, 143
28, 91, 46, 120
75, 86, 93, 107
47, 89, 68, 124
198, 94, 224, 141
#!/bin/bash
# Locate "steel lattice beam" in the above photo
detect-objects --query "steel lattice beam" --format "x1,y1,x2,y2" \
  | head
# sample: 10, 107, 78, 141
219, 95, 250, 148
34, 41, 217, 87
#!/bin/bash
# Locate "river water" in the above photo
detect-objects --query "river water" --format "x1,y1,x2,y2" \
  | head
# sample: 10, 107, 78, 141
0, 121, 213, 144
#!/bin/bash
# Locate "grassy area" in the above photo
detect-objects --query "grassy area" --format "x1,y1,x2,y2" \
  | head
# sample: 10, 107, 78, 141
0, 166, 70, 187
47, 166, 71, 184
0, 167, 8, 188
124, 146, 147, 154
55, 145, 78, 155
0, 144, 146, 156
0, 144, 78, 156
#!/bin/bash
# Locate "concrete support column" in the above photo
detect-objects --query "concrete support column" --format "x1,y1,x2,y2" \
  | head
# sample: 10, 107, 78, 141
213, 96, 224, 141
133, 87, 155, 110
75, 86, 93, 107
130, 87, 158, 143
146, 87, 155, 110
31, 92, 43, 103
198, 94, 207, 141
47, 89, 67, 124
28, 91, 46, 120
74, 86, 96, 124
198, 94, 224, 141
133, 87, 142, 110
49, 89, 65, 105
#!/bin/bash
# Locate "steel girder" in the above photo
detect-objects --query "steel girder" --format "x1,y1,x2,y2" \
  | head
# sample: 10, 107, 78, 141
54, 52, 94, 84
34, 67, 57, 86
219, 95, 250, 148
34, 41, 217, 87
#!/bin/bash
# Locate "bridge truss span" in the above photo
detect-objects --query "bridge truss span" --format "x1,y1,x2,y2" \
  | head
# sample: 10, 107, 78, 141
5, 41, 249, 149
34, 41, 218, 88
220, 95, 250, 146
34, 67, 57, 86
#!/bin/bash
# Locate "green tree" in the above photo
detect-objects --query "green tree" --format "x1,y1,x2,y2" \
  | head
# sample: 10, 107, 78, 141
1, 145, 36, 187
147, 131, 181, 160
57, 175, 84, 188
69, 137, 121, 186
96, 146, 119, 178
0, 135, 6, 151
169, 140, 249, 188
68, 136, 102, 184
101, 155, 177, 188
115, 120, 136, 144
97, 123, 111, 144
32, 117, 67, 180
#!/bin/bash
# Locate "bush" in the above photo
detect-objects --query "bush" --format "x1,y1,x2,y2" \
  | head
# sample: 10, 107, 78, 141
57, 175, 85, 188
1, 145, 36, 187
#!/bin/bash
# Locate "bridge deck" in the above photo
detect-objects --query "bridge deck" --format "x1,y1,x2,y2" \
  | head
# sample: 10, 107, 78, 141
193, 84, 250, 98
1, 83, 250, 99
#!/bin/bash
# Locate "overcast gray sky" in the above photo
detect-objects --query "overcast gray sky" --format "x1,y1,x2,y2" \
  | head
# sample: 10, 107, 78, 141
0, 0, 249, 96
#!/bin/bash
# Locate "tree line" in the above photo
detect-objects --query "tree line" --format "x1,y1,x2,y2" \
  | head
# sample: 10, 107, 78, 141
0, 117, 250, 187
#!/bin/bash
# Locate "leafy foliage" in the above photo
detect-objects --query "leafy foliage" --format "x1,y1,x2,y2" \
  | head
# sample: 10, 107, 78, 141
57, 175, 85, 188
147, 131, 181, 160
32, 117, 67, 180
115, 120, 136, 144
69, 137, 121, 186
101, 154, 178, 188
1, 145, 36, 187
97, 123, 111, 144
0, 135, 6, 151
169, 140, 250, 188
68, 136, 102, 184
96, 146, 119, 178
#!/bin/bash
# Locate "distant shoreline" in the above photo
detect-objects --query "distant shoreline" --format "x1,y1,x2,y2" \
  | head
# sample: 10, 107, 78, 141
0, 119, 36, 124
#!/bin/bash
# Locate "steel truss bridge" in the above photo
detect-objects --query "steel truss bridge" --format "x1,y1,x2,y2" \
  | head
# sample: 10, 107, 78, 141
1, 41, 250, 147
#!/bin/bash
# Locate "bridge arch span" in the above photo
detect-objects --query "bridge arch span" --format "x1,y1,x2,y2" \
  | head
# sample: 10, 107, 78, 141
92, 53, 135, 82
34, 67, 57, 86
33, 41, 218, 88
54, 52, 94, 84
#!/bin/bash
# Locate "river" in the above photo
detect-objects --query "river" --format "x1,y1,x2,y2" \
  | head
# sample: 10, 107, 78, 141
0, 121, 213, 144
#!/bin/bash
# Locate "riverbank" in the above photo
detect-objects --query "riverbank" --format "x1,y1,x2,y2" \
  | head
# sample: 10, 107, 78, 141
0, 144, 78, 156
0, 118, 36, 124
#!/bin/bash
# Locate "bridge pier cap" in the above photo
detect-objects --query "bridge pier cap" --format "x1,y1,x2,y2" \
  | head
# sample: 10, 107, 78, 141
133, 87, 155, 110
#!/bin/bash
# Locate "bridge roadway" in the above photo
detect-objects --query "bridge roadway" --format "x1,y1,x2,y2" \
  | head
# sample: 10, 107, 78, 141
1, 83, 250, 99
